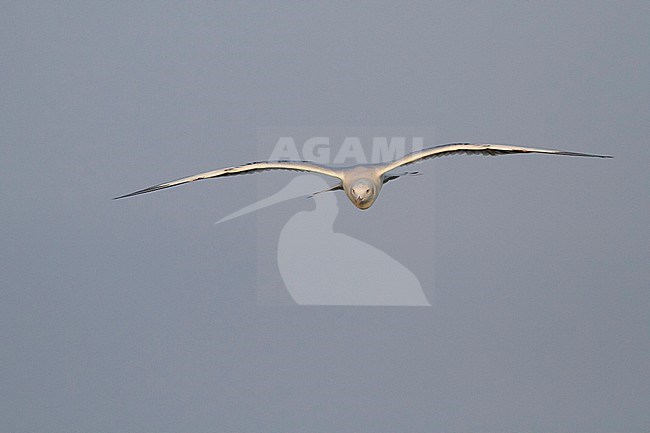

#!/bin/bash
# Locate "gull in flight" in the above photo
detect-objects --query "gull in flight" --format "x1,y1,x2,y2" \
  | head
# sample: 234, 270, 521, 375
114, 143, 611, 209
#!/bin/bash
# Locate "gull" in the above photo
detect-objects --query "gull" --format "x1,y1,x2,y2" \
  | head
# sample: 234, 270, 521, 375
114, 143, 611, 209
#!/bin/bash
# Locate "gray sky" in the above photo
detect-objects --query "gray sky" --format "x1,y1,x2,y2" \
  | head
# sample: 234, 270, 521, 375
2, 1, 649, 431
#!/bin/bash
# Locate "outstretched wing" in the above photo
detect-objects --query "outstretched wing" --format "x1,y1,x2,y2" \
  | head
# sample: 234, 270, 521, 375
379, 143, 612, 175
114, 160, 343, 199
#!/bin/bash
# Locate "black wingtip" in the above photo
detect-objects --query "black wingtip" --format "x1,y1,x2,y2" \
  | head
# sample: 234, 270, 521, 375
113, 184, 170, 200
556, 151, 613, 159
113, 192, 135, 200
113, 190, 145, 200
113, 193, 134, 200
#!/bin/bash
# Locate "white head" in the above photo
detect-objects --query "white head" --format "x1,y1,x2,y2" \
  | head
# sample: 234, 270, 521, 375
348, 178, 378, 210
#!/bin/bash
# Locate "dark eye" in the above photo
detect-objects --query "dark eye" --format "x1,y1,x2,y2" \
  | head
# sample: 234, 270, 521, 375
366, 188, 370, 193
